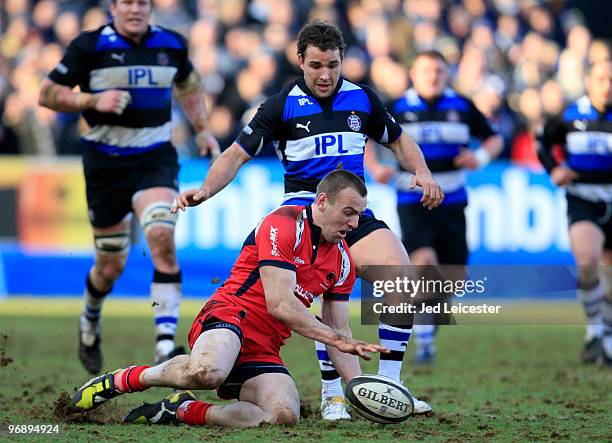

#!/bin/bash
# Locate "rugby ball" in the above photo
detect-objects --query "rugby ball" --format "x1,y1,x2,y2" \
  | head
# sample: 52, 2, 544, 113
345, 374, 414, 423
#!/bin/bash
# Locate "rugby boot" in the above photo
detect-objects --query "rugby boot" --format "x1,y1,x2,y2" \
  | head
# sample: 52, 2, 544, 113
70, 370, 122, 412
581, 336, 602, 364
321, 396, 351, 420
123, 390, 197, 424
79, 327, 103, 374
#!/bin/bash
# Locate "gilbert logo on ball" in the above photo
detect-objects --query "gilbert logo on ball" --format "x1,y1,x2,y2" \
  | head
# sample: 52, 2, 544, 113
345, 374, 414, 423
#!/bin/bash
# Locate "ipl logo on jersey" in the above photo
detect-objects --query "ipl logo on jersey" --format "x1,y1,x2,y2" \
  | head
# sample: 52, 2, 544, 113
347, 114, 362, 131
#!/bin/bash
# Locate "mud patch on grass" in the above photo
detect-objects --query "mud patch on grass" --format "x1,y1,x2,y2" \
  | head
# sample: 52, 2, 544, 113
52, 391, 124, 424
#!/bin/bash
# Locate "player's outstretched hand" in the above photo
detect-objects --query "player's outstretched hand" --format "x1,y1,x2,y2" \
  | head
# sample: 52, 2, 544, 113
551, 166, 578, 186
171, 188, 210, 213
196, 130, 222, 163
410, 170, 445, 210
93, 90, 131, 115
336, 338, 390, 361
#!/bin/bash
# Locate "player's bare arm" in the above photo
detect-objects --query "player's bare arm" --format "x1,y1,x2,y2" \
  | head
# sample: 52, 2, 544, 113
171, 143, 251, 212
384, 132, 445, 209
320, 299, 363, 380
261, 265, 388, 360
174, 70, 220, 158
38, 78, 131, 115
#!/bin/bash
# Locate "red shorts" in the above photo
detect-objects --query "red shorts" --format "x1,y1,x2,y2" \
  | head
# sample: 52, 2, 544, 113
187, 298, 285, 367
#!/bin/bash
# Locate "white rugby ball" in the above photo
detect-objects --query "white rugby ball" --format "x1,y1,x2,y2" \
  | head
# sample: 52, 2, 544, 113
345, 374, 414, 423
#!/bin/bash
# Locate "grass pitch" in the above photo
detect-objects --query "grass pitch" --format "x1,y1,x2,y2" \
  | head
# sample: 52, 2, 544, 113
0, 298, 610, 442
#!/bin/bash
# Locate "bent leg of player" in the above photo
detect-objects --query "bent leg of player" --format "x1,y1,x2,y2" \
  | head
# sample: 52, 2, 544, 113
569, 221, 605, 364
351, 228, 431, 414
175, 372, 299, 428
70, 327, 240, 412
134, 187, 183, 363
79, 217, 131, 374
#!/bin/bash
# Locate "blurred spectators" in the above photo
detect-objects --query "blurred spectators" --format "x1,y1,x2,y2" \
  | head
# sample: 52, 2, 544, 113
0, 0, 610, 162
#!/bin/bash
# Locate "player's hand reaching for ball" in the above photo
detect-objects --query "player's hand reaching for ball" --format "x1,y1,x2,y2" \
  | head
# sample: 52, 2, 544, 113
336, 337, 390, 361
93, 90, 132, 115
410, 169, 445, 209
171, 188, 210, 213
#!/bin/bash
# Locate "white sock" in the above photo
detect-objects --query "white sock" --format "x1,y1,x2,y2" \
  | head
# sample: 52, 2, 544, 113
378, 322, 411, 381
80, 274, 111, 334
579, 283, 603, 341
315, 341, 344, 398
152, 270, 182, 359
414, 324, 436, 349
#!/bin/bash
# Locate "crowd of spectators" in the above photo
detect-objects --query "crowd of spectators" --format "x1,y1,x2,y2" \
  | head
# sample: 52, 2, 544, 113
0, 0, 609, 166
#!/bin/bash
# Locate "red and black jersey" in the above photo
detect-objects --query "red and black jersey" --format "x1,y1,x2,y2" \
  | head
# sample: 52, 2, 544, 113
210, 204, 355, 344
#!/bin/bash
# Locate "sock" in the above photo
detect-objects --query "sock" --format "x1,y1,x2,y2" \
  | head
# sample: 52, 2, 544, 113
602, 299, 612, 356
579, 282, 603, 341
113, 365, 151, 393
80, 274, 112, 334
178, 400, 212, 425
315, 341, 344, 398
152, 270, 182, 358
378, 322, 411, 381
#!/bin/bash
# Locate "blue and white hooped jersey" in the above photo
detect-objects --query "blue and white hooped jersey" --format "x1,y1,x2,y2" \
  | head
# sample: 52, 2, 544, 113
390, 88, 496, 206
540, 95, 612, 202
235, 77, 403, 200
48, 23, 193, 156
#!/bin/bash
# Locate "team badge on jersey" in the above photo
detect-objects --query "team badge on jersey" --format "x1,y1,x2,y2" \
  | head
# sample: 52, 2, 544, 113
157, 52, 169, 66
447, 110, 460, 122
347, 113, 362, 131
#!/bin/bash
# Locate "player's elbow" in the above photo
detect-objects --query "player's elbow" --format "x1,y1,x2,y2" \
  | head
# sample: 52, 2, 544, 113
266, 298, 286, 322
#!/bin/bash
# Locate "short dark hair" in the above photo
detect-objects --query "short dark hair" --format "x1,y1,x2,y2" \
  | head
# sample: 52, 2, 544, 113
297, 20, 346, 57
414, 50, 449, 66
316, 169, 367, 204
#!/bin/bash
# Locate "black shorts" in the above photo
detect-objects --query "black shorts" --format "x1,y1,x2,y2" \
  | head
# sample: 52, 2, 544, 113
345, 211, 390, 247
217, 362, 291, 400
398, 202, 468, 265
566, 193, 612, 250
83, 143, 179, 228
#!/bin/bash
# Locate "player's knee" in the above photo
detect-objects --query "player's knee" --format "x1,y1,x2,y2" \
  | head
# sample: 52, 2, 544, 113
95, 260, 125, 282
262, 405, 299, 426
271, 406, 299, 425
186, 365, 225, 389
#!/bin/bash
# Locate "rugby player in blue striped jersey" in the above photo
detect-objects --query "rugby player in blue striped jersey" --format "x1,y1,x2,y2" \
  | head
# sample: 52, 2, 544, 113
539, 59, 612, 367
39, 0, 220, 374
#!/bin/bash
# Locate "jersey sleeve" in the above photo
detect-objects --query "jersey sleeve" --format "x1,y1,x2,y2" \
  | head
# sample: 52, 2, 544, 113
47, 33, 92, 88
255, 212, 297, 272
538, 113, 567, 173
234, 93, 284, 157
362, 85, 403, 145
323, 242, 355, 302
468, 101, 497, 140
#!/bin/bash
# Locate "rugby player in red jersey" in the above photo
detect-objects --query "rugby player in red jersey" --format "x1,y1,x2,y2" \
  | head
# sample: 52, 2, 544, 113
69, 170, 388, 427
